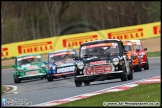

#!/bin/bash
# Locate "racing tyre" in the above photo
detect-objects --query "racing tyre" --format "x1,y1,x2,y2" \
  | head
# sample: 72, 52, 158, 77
121, 67, 128, 81
128, 66, 133, 80
14, 75, 21, 83
84, 81, 90, 86
75, 80, 82, 87
40, 77, 44, 80
14, 79, 16, 83
63, 76, 66, 79
44, 75, 47, 79
134, 64, 142, 72
144, 58, 149, 70
47, 74, 53, 82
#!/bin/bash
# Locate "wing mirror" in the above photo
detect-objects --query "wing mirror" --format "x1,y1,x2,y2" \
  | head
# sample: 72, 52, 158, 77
136, 49, 140, 52
144, 48, 147, 51
44, 61, 48, 64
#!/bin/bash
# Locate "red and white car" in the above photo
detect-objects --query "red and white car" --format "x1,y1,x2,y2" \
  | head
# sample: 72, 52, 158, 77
130, 40, 149, 70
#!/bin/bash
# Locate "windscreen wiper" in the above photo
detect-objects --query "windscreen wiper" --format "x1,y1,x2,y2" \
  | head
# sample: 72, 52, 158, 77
84, 54, 100, 60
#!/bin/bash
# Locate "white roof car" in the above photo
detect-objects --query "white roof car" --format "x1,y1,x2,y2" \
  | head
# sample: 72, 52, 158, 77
129, 40, 141, 42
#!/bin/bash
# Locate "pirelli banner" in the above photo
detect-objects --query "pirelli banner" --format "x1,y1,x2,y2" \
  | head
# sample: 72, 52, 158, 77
1, 21, 161, 59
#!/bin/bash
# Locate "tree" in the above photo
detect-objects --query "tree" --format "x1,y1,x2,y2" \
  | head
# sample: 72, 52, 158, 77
142, 1, 161, 22
44, 1, 69, 36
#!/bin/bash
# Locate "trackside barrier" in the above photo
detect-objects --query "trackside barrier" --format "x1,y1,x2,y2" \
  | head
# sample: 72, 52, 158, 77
1, 22, 161, 59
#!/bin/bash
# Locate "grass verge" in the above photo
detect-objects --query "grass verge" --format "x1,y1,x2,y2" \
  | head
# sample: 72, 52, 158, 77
146, 51, 160, 57
57, 83, 160, 107
2, 65, 13, 69
1, 86, 6, 95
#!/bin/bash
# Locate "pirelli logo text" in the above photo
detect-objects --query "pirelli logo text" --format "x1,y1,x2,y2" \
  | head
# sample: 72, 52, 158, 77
153, 25, 161, 35
1, 48, 9, 57
17, 41, 53, 54
62, 35, 98, 48
108, 28, 144, 40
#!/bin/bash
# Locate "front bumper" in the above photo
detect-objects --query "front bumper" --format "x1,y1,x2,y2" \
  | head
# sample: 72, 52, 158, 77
75, 70, 123, 81
140, 58, 147, 65
132, 64, 139, 68
19, 73, 46, 78
54, 72, 74, 76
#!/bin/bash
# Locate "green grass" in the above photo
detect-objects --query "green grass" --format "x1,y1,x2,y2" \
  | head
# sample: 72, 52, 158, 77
1, 86, 5, 95
57, 83, 161, 107
2, 65, 13, 69
146, 51, 161, 57
2, 57, 15, 61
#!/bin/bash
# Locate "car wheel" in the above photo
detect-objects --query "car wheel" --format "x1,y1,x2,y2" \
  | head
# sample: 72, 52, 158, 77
47, 73, 53, 82
14, 79, 17, 83
128, 66, 133, 80
121, 67, 128, 81
134, 64, 142, 72
44, 75, 47, 79
84, 81, 90, 86
75, 80, 82, 87
144, 58, 149, 70
40, 77, 44, 80
15, 75, 21, 83
63, 76, 66, 79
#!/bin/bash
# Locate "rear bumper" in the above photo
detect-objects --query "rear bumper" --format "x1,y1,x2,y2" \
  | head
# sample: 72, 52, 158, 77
75, 71, 124, 81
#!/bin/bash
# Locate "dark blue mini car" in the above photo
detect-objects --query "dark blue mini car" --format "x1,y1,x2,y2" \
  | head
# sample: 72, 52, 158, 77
46, 49, 78, 82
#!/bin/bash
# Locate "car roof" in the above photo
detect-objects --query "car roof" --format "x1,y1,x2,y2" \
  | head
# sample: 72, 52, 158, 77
122, 40, 132, 42
81, 39, 121, 46
17, 54, 41, 58
49, 49, 75, 54
129, 40, 141, 42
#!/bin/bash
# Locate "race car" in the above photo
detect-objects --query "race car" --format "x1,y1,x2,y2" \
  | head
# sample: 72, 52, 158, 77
122, 41, 142, 72
13, 54, 47, 83
46, 49, 78, 82
73, 39, 133, 87
130, 40, 149, 70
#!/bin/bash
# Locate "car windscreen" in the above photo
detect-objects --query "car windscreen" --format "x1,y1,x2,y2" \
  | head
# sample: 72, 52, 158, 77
123, 42, 134, 51
17, 56, 42, 66
132, 42, 142, 50
80, 42, 120, 58
49, 51, 76, 63
124, 45, 133, 51
133, 45, 142, 50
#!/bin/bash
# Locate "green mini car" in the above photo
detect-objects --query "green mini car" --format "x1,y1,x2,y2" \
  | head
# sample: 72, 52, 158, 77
13, 54, 47, 83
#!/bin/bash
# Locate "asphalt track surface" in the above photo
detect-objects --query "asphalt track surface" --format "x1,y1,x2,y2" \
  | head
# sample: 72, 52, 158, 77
1, 57, 161, 105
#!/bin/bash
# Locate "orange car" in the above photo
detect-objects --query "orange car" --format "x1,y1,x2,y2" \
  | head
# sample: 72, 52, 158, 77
122, 41, 142, 72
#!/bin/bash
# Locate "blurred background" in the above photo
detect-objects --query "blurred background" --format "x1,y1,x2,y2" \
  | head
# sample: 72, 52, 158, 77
1, 1, 161, 44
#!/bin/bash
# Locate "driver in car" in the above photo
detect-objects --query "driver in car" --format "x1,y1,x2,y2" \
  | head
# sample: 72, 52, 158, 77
104, 46, 118, 56
19, 59, 30, 65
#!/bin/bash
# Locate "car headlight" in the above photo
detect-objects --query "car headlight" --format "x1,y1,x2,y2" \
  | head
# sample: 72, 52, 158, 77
131, 54, 137, 60
18, 68, 24, 72
112, 58, 119, 65
139, 53, 145, 58
77, 62, 84, 69
41, 64, 46, 68
52, 66, 56, 70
